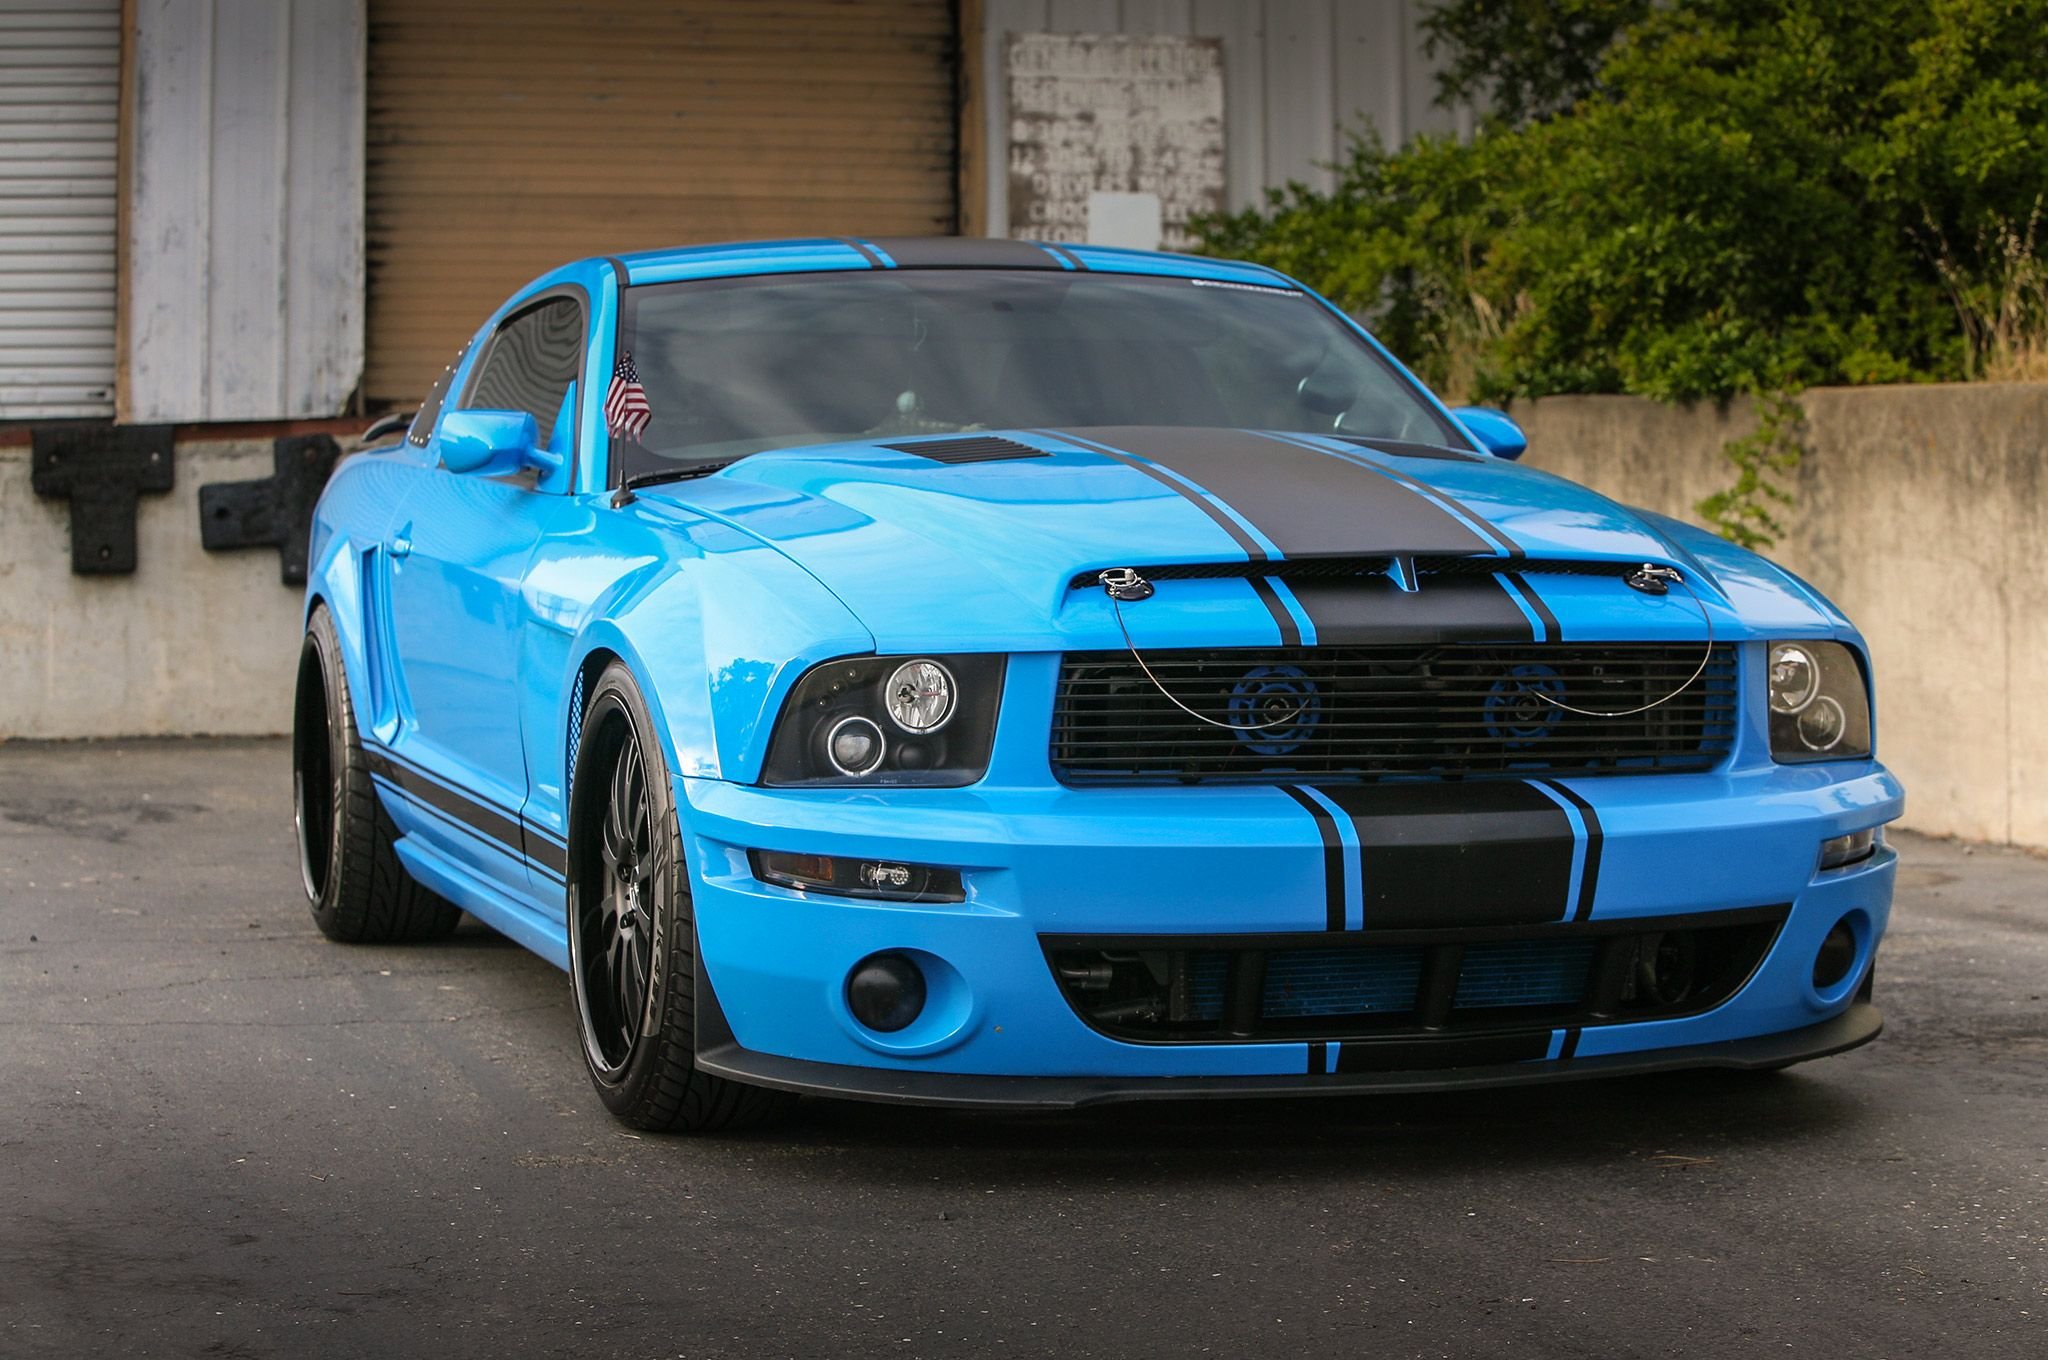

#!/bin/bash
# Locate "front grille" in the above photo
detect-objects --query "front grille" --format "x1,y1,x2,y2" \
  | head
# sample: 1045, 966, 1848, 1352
1052, 644, 1736, 784
1045, 908, 1786, 1045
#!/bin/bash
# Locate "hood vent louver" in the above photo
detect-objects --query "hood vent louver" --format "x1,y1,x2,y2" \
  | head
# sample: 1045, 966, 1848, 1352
886, 436, 1050, 465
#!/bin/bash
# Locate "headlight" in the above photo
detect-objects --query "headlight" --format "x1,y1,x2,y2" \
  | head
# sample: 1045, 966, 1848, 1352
1766, 640, 1871, 762
761, 654, 1004, 786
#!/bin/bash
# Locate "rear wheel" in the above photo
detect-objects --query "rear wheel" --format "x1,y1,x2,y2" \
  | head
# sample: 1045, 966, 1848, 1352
293, 606, 460, 943
567, 663, 789, 1133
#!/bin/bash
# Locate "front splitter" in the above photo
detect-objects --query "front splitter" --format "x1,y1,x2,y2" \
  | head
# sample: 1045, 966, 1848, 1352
693, 1002, 1882, 1110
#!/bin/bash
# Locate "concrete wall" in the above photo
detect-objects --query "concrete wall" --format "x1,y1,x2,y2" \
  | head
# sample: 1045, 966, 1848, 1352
0, 437, 304, 738
1516, 383, 2048, 848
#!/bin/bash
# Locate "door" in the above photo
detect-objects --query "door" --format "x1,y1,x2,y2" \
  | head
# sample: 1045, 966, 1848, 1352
385, 293, 586, 891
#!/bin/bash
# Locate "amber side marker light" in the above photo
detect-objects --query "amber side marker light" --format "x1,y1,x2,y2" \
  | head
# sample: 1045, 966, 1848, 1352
1819, 827, 1881, 870
750, 849, 966, 903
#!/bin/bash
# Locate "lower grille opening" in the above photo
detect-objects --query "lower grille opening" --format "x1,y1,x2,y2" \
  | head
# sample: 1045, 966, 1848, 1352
1046, 908, 1785, 1044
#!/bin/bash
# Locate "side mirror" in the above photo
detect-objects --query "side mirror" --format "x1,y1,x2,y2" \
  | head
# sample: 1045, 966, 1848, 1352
437, 409, 560, 477
1452, 406, 1527, 461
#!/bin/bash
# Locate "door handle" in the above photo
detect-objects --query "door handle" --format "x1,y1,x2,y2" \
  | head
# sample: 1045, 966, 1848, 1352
388, 524, 413, 559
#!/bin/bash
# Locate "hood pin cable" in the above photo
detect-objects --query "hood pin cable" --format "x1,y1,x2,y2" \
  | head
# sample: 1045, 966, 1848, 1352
1099, 569, 1308, 732
1528, 564, 1716, 718
1100, 562, 1716, 726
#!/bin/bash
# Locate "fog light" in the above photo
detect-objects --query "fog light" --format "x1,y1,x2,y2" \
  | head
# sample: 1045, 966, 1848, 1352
1813, 919, 1859, 989
1634, 931, 1698, 1007
1819, 826, 1881, 870
847, 952, 926, 1032
750, 849, 966, 903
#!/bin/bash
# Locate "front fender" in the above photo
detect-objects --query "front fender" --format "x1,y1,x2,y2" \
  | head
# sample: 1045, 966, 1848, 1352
540, 501, 873, 818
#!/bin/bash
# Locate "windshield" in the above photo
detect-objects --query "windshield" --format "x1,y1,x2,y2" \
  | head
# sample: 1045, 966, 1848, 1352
612, 269, 1465, 478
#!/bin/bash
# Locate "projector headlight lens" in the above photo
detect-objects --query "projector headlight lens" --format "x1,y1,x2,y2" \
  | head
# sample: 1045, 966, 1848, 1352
1767, 641, 1871, 762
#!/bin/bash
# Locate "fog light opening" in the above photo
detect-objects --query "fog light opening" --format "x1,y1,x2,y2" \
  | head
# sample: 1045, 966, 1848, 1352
1813, 919, 1860, 991
846, 952, 927, 1033
1634, 930, 1699, 1008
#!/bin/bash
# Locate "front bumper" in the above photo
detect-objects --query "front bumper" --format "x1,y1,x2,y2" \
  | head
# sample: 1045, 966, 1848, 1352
678, 763, 1902, 1095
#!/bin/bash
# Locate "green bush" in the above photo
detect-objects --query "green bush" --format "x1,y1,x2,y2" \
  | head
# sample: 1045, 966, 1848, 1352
1196, 0, 2048, 405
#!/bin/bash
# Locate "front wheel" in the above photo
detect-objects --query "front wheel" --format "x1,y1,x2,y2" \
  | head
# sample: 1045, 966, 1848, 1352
566, 663, 789, 1133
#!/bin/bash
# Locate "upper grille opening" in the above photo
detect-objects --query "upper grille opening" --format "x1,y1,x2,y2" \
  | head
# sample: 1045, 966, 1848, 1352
1063, 556, 1644, 591
1052, 644, 1737, 784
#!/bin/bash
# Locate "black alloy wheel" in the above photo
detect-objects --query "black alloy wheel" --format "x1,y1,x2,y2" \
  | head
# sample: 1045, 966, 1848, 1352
578, 713, 658, 1073
566, 663, 790, 1132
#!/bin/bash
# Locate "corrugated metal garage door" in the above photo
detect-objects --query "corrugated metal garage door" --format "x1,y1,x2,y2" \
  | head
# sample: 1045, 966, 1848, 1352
0, 0, 119, 418
365, 0, 958, 407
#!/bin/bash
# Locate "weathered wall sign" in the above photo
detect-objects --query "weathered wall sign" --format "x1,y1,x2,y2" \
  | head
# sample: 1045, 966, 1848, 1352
1004, 33, 1226, 251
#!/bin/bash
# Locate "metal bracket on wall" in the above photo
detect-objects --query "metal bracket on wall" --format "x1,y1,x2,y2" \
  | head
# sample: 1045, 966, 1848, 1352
197, 434, 343, 586
29, 424, 177, 575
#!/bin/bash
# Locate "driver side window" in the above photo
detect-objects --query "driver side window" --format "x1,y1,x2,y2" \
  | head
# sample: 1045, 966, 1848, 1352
466, 295, 584, 441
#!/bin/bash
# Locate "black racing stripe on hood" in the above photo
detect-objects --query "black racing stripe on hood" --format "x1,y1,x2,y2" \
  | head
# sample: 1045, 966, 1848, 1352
1314, 782, 1578, 929
1287, 573, 1537, 645
1045, 428, 1269, 562
1332, 435, 1488, 462
1062, 427, 1500, 559
1045, 429, 1302, 644
1267, 431, 1527, 559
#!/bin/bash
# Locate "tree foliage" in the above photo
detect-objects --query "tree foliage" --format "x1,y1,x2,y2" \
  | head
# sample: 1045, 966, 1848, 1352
1197, 0, 2048, 406
1420, 0, 1652, 124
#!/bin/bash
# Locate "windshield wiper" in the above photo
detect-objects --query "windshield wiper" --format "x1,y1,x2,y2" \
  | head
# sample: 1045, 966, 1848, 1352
610, 460, 739, 507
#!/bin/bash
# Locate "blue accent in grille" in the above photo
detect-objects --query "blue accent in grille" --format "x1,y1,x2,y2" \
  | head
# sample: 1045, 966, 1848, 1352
1185, 939, 1601, 1023
1264, 948, 1425, 1017
1454, 940, 1596, 1008
1188, 953, 1228, 1021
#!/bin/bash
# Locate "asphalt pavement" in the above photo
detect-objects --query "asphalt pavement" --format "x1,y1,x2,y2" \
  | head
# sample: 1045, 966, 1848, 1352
2, 738, 2043, 1358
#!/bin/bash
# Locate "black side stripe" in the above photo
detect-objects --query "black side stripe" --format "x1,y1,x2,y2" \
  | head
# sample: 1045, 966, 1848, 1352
364, 746, 565, 881
1557, 1028, 1582, 1061
837, 236, 887, 268
1280, 786, 1346, 931
1501, 571, 1560, 642
1038, 242, 1089, 270
1307, 1040, 1330, 1075
1537, 779, 1604, 922
1314, 781, 1578, 929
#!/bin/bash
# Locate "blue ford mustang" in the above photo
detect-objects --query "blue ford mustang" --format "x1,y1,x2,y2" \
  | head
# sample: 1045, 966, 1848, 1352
294, 237, 1903, 1132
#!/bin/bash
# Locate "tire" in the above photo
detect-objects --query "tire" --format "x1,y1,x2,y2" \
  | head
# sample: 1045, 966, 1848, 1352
293, 605, 461, 944
566, 663, 791, 1133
